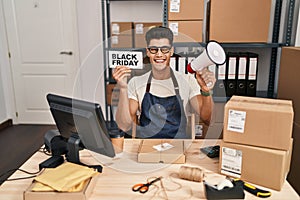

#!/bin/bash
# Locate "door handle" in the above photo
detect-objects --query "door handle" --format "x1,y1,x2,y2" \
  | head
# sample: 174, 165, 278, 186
60, 51, 73, 55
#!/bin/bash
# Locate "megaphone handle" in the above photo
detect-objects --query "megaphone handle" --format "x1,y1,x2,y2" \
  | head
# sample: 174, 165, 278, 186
206, 82, 213, 88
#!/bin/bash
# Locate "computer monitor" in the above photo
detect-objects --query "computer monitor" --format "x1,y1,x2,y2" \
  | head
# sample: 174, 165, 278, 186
43, 93, 115, 169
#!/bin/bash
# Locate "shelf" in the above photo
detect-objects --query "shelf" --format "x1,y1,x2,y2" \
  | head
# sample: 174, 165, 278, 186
110, 0, 162, 1
106, 43, 284, 51
105, 77, 117, 84
212, 91, 269, 103
212, 96, 230, 103
173, 42, 285, 48
173, 42, 206, 48
105, 47, 146, 52
220, 43, 284, 48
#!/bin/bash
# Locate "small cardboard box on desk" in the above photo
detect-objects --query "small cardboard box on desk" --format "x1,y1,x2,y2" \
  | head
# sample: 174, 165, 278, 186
24, 176, 98, 200
138, 139, 186, 164
219, 96, 294, 191
219, 139, 293, 191
24, 162, 99, 200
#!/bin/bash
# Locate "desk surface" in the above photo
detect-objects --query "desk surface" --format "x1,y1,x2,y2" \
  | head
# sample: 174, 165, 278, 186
0, 139, 298, 200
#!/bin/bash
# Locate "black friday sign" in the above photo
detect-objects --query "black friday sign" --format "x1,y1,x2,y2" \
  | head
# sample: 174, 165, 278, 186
109, 51, 143, 69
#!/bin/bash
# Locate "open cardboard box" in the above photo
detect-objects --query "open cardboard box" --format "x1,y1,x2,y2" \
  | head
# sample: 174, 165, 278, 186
138, 139, 186, 164
24, 174, 98, 200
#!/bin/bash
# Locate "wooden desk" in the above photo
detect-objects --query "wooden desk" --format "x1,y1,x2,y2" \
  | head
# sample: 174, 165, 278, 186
0, 139, 298, 199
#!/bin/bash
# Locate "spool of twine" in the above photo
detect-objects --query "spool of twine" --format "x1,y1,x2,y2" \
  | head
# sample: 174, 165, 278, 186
178, 166, 204, 182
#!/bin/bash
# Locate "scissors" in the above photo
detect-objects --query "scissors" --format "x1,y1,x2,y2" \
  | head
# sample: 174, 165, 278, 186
132, 176, 162, 193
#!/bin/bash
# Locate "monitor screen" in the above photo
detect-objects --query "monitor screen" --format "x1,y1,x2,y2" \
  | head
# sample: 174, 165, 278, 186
46, 93, 115, 158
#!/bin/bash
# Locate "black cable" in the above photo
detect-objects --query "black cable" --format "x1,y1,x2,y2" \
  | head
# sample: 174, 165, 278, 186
38, 146, 51, 156
0, 168, 43, 182
7, 175, 38, 181
1, 146, 50, 183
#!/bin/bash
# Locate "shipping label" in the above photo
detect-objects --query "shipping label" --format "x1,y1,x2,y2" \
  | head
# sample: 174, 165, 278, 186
227, 109, 246, 133
135, 23, 144, 34
195, 124, 203, 137
221, 147, 242, 178
153, 143, 174, 152
169, 22, 179, 36
111, 23, 120, 35
170, 0, 180, 13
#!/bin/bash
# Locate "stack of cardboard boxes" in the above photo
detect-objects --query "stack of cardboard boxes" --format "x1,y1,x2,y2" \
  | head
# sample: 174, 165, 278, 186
110, 22, 162, 48
219, 96, 294, 191
110, 22, 133, 48
166, 0, 274, 43
168, 0, 204, 43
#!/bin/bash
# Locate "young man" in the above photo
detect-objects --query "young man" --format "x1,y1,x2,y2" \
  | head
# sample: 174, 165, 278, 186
112, 26, 215, 139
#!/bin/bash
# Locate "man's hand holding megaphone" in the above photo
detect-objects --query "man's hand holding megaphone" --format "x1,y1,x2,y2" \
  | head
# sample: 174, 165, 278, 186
187, 41, 226, 93
195, 68, 216, 93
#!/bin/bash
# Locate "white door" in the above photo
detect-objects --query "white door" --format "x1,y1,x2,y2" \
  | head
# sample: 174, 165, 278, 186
3, 0, 80, 124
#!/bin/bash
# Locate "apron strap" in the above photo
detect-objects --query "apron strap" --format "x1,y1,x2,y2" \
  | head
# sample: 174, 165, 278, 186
170, 68, 180, 96
146, 69, 180, 96
146, 75, 151, 93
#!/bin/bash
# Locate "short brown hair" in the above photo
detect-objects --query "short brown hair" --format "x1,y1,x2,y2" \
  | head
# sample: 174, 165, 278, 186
145, 26, 173, 46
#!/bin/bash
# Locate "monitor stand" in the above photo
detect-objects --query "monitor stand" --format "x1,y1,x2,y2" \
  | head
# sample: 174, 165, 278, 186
39, 130, 67, 170
66, 134, 103, 172
39, 131, 102, 172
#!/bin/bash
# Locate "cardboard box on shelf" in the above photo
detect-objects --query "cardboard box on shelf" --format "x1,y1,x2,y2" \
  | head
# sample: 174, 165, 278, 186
219, 140, 293, 191
24, 175, 98, 200
111, 22, 133, 35
194, 121, 208, 139
134, 22, 162, 48
204, 102, 225, 139
168, 0, 204, 20
138, 139, 186, 164
168, 20, 203, 43
106, 83, 119, 106
209, 0, 273, 42
110, 35, 133, 48
110, 22, 133, 48
191, 102, 225, 139
223, 96, 294, 150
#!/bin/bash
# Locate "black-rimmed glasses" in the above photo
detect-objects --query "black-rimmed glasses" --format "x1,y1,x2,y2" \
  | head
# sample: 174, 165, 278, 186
147, 46, 172, 54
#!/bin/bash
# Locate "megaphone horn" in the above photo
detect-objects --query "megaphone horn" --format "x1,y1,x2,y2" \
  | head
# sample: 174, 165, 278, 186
187, 40, 226, 74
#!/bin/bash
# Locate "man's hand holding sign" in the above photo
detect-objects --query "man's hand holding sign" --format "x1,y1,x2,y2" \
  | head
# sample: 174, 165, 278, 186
110, 51, 143, 90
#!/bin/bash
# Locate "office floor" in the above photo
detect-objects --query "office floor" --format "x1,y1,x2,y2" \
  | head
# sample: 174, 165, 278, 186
0, 124, 56, 185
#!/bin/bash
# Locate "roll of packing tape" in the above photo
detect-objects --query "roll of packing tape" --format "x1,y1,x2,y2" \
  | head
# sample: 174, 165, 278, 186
217, 179, 234, 190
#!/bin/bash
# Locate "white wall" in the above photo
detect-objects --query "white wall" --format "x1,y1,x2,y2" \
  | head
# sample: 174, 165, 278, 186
0, 2, 7, 123
75, 0, 106, 109
110, 1, 163, 22
0, 66, 7, 123
0, 1, 15, 124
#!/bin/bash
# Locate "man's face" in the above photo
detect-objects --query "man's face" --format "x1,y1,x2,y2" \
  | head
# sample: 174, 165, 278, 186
146, 38, 174, 72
